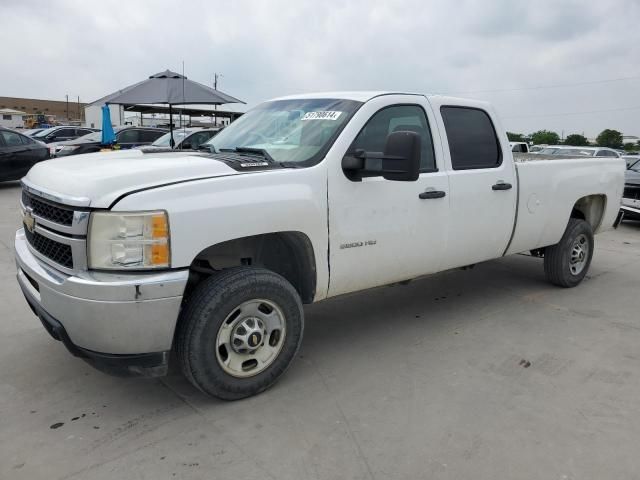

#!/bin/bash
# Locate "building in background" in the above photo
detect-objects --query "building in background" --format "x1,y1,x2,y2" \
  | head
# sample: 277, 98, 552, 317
0, 108, 26, 128
0, 96, 86, 125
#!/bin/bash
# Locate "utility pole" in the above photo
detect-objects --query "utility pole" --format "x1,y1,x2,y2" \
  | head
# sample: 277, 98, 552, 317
213, 73, 222, 126
66, 94, 69, 122
77, 96, 80, 123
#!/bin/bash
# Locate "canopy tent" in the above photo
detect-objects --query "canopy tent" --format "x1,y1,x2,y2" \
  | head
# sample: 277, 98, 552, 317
90, 70, 245, 146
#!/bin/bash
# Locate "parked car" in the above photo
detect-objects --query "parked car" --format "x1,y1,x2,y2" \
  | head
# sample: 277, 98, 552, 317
623, 155, 640, 168
510, 141, 529, 153
54, 126, 168, 157
620, 160, 640, 221
138, 127, 220, 152
21, 128, 47, 137
15, 91, 624, 400
31, 126, 99, 144
0, 127, 49, 182
537, 146, 621, 158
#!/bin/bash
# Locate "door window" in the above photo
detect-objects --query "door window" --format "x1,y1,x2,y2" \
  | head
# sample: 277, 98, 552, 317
441, 106, 502, 170
187, 131, 215, 149
0, 130, 24, 146
117, 130, 140, 143
349, 105, 436, 173
54, 128, 76, 139
139, 130, 165, 143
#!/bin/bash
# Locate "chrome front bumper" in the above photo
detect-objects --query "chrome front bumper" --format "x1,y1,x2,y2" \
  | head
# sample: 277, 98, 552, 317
15, 228, 189, 356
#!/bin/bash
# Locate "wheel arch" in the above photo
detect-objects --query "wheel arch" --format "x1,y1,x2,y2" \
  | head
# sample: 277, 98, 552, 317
183, 231, 317, 305
570, 194, 607, 231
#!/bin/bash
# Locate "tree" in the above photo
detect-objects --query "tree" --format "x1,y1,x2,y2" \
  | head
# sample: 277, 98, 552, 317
596, 129, 623, 149
530, 130, 560, 145
507, 131, 525, 142
624, 143, 638, 152
564, 134, 589, 146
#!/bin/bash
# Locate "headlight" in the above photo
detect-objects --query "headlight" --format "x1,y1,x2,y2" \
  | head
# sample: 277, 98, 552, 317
88, 211, 170, 270
60, 146, 79, 152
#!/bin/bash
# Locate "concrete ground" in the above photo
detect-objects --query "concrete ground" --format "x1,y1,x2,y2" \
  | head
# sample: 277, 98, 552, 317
1, 179, 640, 480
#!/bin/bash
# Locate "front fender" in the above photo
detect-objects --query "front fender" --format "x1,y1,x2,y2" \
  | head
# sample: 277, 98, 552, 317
111, 167, 330, 299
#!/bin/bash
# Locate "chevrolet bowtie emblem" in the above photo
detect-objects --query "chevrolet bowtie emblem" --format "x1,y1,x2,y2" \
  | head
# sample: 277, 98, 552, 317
23, 207, 36, 233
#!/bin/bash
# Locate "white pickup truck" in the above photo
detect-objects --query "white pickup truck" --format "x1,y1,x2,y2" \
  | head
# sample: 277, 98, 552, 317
15, 92, 624, 400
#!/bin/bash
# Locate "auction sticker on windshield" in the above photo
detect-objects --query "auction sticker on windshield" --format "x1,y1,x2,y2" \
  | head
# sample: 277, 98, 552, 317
301, 111, 342, 121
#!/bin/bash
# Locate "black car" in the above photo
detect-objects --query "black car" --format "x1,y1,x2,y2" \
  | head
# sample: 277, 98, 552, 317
621, 160, 640, 221
0, 127, 49, 182
54, 126, 168, 157
31, 126, 99, 144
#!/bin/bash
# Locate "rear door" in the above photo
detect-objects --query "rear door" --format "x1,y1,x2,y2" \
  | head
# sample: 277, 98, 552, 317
431, 99, 517, 268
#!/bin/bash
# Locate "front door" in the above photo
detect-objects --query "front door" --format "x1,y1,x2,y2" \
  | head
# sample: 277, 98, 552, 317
327, 96, 450, 297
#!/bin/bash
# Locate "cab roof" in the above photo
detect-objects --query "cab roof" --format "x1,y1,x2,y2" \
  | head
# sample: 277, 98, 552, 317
267, 91, 489, 108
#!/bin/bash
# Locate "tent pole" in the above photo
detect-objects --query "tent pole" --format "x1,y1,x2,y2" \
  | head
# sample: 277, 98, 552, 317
169, 104, 174, 147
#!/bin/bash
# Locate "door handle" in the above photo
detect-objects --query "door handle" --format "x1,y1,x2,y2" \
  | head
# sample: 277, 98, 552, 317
419, 190, 446, 199
492, 182, 512, 191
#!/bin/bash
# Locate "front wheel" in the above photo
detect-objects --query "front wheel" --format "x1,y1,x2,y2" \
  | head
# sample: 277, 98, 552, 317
176, 267, 304, 400
543, 218, 594, 288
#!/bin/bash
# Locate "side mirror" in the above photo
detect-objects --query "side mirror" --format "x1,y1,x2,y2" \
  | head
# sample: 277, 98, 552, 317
342, 130, 421, 181
180, 142, 191, 150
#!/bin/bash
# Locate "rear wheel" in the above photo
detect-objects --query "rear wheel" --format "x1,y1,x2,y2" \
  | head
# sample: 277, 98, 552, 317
543, 218, 594, 288
176, 267, 304, 400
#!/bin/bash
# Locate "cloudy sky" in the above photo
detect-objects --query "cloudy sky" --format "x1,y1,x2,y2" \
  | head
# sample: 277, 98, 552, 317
2, 0, 639, 138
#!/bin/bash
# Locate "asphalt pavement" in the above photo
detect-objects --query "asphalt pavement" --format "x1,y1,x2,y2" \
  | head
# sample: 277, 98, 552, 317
1, 180, 640, 480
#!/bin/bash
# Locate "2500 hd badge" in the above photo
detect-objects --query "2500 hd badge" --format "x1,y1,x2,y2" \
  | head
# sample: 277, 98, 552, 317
340, 240, 377, 249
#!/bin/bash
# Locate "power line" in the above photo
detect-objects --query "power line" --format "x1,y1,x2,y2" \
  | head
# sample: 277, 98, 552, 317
502, 105, 640, 119
442, 74, 640, 95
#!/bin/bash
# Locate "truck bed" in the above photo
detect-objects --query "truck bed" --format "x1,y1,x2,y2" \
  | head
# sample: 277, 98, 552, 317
506, 155, 624, 255
513, 153, 598, 162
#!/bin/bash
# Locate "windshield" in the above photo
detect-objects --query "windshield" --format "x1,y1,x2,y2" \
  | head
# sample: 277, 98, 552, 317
202, 98, 362, 165
630, 160, 640, 172
33, 127, 58, 138
152, 130, 190, 147
76, 131, 103, 142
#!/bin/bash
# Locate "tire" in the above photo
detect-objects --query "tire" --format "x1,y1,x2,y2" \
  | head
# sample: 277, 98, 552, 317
176, 267, 304, 400
544, 218, 594, 288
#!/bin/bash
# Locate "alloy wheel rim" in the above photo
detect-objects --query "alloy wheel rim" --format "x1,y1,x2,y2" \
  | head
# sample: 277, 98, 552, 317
569, 234, 589, 275
215, 299, 286, 378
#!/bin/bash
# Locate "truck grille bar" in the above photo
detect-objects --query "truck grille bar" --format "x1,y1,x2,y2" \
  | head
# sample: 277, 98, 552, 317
21, 185, 89, 273
24, 226, 74, 269
22, 190, 75, 226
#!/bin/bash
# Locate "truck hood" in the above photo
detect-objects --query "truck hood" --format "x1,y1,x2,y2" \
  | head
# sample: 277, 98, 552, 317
24, 149, 239, 208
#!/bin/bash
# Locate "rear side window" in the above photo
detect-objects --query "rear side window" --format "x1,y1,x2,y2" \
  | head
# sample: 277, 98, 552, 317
441, 106, 502, 170
117, 130, 140, 143
0, 130, 24, 147
139, 129, 165, 143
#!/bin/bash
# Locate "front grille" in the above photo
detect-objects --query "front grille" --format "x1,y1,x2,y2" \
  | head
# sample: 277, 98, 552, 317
623, 185, 640, 200
24, 225, 74, 269
22, 190, 74, 226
